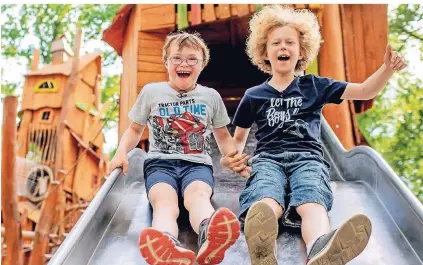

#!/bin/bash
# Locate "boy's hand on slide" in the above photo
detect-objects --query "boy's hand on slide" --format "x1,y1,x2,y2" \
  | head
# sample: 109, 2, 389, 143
221, 150, 250, 174
384, 44, 407, 71
108, 151, 129, 175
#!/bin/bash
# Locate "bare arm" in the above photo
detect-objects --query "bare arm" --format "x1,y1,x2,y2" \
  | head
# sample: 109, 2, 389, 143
233, 127, 251, 153
212, 126, 239, 156
213, 126, 250, 177
116, 122, 146, 154
108, 122, 146, 174
341, 44, 407, 100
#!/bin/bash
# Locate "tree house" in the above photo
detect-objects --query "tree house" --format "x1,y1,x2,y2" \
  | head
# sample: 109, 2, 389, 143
102, 4, 387, 149
15, 34, 107, 227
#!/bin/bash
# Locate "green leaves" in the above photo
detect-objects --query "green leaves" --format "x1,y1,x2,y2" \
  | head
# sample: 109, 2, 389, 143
1, 4, 123, 156
357, 4, 423, 202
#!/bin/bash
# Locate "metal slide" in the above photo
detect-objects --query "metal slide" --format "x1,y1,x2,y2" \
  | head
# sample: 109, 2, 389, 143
48, 119, 423, 265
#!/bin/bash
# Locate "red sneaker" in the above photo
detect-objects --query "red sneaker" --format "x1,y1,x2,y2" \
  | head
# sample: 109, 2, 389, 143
139, 228, 195, 265
196, 207, 241, 265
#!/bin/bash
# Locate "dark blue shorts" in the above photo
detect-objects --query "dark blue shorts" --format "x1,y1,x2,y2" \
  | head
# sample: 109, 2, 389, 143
143, 158, 214, 197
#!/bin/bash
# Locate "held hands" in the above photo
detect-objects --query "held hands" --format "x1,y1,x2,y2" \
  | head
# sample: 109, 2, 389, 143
384, 44, 407, 71
107, 151, 129, 175
220, 150, 252, 179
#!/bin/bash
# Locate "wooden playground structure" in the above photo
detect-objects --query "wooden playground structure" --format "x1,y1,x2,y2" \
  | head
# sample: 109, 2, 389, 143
103, 4, 387, 149
2, 4, 388, 265
2, 30, 110, 264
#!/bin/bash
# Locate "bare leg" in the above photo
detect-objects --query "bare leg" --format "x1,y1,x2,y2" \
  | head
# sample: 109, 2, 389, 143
183, 181, 214, 234
148, 183, 180, 237
296, 203, 330, 245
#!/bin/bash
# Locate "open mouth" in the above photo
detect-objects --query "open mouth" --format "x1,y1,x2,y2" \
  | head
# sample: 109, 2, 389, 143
277, 55, 290, 61
177, 71, 191, 78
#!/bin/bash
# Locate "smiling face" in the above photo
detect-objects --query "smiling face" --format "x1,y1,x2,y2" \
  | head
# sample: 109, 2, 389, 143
165, 43, 204, 92
265, 25, 303, 76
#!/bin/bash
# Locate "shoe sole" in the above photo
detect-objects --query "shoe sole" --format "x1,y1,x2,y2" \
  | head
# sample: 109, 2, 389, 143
196, 207, 241, 265
245, 202, 278, 265
139, 228, 195, 265
308, 214, 372, 265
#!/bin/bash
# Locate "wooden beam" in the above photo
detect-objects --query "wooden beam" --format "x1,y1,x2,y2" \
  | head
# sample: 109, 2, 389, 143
1, 96, 23, 265
31, 49, 40, 71
28, 181, 60, 265
191, 4, 201, 26
319, 4, 355, 150
119, 5, 142, 140
203, 4, 217, 22
1, 227, 57, 240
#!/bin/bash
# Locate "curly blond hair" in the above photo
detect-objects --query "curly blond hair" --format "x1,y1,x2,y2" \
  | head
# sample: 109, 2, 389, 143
246, 5, 322, 75
162, 31, 210, 67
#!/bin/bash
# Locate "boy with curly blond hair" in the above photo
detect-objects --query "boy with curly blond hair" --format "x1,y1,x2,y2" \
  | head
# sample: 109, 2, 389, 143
222, 5, 407, 265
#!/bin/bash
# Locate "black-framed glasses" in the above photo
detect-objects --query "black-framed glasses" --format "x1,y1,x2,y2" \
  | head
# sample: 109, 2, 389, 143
167, 56, 203, 66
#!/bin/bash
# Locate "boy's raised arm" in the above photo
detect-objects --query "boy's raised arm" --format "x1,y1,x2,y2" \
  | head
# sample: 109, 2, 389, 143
341, 44, 407, 100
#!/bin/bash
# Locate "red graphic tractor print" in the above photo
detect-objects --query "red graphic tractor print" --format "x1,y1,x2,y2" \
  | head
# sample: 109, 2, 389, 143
157, 112, 206, 154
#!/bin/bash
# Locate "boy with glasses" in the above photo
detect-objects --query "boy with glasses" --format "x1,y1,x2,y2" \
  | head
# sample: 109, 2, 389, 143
109, 31, 248, 265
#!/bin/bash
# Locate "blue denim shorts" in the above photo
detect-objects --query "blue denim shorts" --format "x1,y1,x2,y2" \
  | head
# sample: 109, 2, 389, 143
143, 158, 214, 197
239, 152, 333, 228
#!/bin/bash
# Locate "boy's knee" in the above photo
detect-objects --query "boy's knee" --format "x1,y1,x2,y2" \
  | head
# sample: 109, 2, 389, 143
296, 202, 326, 218
259, 197, 284, 218
152, 200, 180, 218
183, 183, 212, 209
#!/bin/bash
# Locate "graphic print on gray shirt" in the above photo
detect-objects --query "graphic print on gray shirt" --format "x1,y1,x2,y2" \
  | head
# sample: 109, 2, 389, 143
128, 82, 230, 165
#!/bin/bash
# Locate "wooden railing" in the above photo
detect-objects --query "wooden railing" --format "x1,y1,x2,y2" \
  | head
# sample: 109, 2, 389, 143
27, 123, 57, 167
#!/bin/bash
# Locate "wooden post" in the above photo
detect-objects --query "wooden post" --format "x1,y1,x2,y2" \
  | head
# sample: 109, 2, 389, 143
29, 28, 83, 265
31, 49, 40, 71
319, 4, 355, 150
1, 96, 23, 265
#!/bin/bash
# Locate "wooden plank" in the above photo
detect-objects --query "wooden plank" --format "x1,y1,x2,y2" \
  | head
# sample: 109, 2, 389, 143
138, 39, 165, 57
28, 181, 60, 265
177, 4, 189, 30
203, 4, 217, 22
295, 4, 307, 9
138, 61, 166, 73
140, 5, 175, 31
137, 72, 168, 88
235, 4, 250, 17
139, 39, 165, 49
191, 4, 202, 26
1, 96, 23, 265
138, 47, 163, 56
139, 4, 168, 10
31, 49, 40, 71
17, 111, 33, 158
138, 31, 167, 41
120, 5, 142, 140
217, 4, 231, 19
340, 4, 387, 113
80, 61, 98, 88
138, 55, 163, 64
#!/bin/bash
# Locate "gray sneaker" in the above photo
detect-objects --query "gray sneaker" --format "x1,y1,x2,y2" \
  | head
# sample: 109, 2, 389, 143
245, 201, 279, 265
307, 214, 372, 265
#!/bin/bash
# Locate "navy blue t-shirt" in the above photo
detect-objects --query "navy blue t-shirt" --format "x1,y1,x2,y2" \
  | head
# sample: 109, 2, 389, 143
233, 74, 348, 156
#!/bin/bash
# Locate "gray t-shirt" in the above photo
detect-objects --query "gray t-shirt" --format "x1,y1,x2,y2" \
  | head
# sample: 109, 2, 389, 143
128, 82, 230, 165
